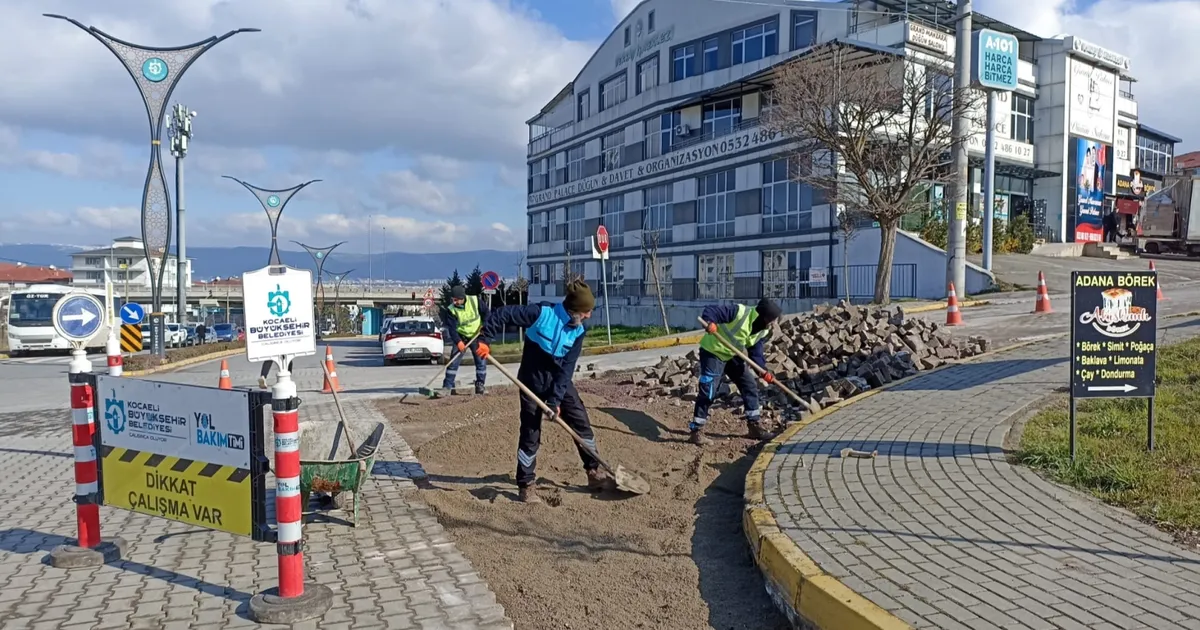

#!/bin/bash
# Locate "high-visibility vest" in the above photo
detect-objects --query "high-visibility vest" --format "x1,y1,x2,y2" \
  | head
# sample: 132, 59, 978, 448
453, 295, 482, 338
699, 304, 770, 361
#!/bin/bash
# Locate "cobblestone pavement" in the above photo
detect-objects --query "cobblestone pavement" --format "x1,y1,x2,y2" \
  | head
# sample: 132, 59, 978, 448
765, 316, 1200, 630
0, 399, 511, 629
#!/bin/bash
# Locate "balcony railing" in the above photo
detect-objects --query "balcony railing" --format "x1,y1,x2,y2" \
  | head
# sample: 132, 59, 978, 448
671, 117, 762, 152
1120, 90, 1136, 100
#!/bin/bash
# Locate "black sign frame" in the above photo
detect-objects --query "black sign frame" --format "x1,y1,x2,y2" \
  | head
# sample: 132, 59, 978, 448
1069, 270, 1159, 460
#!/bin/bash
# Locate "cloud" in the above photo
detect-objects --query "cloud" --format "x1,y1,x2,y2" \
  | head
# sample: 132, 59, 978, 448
376, 169, 473, 216
0, 124, 141, 181
611, 0, 641, 21
414, 154, 469, 181
0, 1, 592, 165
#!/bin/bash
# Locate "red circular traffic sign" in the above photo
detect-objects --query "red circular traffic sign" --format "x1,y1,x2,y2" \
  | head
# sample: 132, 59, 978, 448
596, 225, 609, 253
423, 298, 433, 307
481, 270, 501, 290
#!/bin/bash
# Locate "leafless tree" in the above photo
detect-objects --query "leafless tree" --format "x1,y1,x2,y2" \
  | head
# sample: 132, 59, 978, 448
561, 249, 584, 287
835, 208, 867, 302
764, 43, 980, 304
639, 230, 671, 334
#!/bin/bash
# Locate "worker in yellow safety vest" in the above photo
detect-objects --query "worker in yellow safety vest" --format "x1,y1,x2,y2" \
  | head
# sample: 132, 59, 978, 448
690, 298, 783, 445
441, 285, 490, 394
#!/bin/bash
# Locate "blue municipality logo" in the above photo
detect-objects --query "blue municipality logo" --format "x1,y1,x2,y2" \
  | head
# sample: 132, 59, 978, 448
267, 284, 291, 317
104, 390, 126, 436
266, 194, 281, 207
141, 57, 169, 83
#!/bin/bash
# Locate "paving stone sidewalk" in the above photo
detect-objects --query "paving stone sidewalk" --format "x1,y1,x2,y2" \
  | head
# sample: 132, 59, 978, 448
0, 399, 512, 629
764, 317, 1200, 630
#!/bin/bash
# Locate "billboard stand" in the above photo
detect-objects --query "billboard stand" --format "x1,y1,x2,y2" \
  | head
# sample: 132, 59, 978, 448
1068, 270, 1159, 461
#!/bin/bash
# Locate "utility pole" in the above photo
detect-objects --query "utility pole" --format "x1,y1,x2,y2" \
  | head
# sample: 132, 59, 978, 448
368, 215, 373, 290
947, 0, 972, 298
169, 104, 196, 324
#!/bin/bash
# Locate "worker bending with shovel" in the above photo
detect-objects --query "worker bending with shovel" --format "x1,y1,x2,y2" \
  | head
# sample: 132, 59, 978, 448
691, 298, 782, 445
479, 281, 610, 503
441, 286, 490, 395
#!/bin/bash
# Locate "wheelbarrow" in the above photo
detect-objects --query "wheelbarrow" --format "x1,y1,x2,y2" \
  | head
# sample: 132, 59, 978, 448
296, 419, 386, 527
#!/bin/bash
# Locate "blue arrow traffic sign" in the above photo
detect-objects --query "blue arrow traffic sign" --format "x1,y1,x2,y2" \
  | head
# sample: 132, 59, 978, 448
53, 293, 104, 342
120, 302, 145, 325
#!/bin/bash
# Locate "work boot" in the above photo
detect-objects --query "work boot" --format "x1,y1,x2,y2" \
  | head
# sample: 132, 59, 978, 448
586, 468, 612, 491
688, 430, 710, 446
518, 486, 542, 504
257, 376, 268, 390
474, 382, 486, 395
746, 422, 776, 441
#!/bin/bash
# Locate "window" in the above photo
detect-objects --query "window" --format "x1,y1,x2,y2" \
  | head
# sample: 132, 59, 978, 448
732, 20, 778, 65
761, 250, 814, 299
703, 38, 719, 72
601, 130, 624, 173
85, 257, 103, 266
648, 10, 655, 32
528, 158, 549, 193
1137, 134, 1173, 175
672, 44, 697, 80
567, 145, 585, 182
702, 98, 742, 138
762, 158, 813, 233
791, 11, 817, 51
601, 194, 625, 249
1011, 94, 1034, 143
567, 204, 587, 255
117, 258, 134, 266
530, 265, 543, 285
577, 90, 590, 121
643, 112, 678, 158
637, 56, 659, 94
697, 170, 736, 240
643, 184, 674, 244
643, 256, 672, 298
697, 253, 735, 299
624, 26, 631, 47
925, 72, 953, 120
529, 211, 553, 244
600, 72, 628, 111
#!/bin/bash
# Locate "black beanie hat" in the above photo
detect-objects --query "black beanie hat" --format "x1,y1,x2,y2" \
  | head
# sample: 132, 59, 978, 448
756, 298, 782, 323
452, 286, 466, 300
563, 281, 596, 313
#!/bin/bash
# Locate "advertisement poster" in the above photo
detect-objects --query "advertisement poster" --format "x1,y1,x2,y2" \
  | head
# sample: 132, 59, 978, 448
1071, 137, 1111, 243
1069, 58, 1116, 144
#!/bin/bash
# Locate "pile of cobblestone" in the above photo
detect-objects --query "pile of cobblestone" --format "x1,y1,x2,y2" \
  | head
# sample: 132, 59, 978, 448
627, 301, 989, 416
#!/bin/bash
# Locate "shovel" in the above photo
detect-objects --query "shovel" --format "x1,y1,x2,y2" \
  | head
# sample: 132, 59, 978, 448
319, 357, 369, 459
698, 317, 808, 407
412, 334, 480, 400
484, 354, 651, 495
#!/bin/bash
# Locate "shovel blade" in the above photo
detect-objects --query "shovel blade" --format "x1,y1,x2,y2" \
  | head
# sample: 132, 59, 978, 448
613, 465, 651, 495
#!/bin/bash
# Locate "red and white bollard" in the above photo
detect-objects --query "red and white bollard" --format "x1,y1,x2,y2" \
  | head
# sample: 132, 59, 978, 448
106, 331, 123, 377
48, 350, 125, 568
249, 362, 332, 623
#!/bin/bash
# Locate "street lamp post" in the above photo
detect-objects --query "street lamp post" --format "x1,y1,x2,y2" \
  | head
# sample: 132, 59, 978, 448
47, 14, 258, 357
222, 177, 322, 265
293, 242, 345, 333
168, 104, 195, 324
324, 270, 353, 333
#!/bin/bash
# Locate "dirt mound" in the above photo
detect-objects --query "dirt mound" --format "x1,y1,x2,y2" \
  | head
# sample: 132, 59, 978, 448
381, 380, 789, 630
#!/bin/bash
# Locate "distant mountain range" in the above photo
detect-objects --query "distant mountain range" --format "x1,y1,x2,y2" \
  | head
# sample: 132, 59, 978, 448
0, 243, 523, 282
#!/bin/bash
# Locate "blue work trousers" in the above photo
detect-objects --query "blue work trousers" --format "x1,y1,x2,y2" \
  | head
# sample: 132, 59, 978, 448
690, 348, 761, 431
442, 339, 488, 388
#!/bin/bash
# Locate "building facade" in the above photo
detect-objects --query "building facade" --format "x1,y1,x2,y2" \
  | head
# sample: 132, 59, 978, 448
523, 0, 1181, 307
70, 236, 193, 293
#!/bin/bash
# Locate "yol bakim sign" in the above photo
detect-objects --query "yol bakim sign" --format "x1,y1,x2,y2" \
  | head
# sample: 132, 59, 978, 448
242, 265, 316, 363
972, 29, 1019, 91
94, 376, 268, 538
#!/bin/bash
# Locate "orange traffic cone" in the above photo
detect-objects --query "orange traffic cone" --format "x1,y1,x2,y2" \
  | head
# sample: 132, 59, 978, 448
218, 360, 233, 390
945, 283, 963, 326
1033, 271, 1053, 313
1150, 261, 1166, 300
321, 346, 344, 393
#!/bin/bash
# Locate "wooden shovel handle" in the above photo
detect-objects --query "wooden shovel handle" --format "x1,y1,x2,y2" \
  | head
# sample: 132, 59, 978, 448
484, 354, 615, 475
697, 317, 806, 406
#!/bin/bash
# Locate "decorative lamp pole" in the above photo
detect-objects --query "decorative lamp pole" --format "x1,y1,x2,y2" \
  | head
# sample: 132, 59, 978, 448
168, 104, 195, 324
46, 14, 258, 357
324, 270, 353, 333
293, 242, 345, 330
222, 177, 322, 265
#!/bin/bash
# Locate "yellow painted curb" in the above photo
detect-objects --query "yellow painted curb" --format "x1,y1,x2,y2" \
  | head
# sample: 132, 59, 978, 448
743, 334, 1048, 629
902, 299, 990, 314
124, 347, 245, 377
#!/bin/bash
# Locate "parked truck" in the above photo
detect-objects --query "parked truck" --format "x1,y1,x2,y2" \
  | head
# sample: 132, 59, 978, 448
1138, 175, 1200, 255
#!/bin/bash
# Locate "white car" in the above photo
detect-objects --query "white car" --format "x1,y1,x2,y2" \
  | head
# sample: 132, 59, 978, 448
165, 323, 186, 348
381, 317, 445, 365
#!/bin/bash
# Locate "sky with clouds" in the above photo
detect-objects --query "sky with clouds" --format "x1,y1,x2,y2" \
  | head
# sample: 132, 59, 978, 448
0, 0, 1194, 254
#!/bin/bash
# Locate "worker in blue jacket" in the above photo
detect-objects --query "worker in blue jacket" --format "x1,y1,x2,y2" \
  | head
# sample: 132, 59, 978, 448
480, 281, 609, 503
691, 298, 783, 445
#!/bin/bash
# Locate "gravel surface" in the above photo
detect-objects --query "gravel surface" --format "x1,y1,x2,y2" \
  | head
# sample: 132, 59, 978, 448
378, 378, 790, 630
